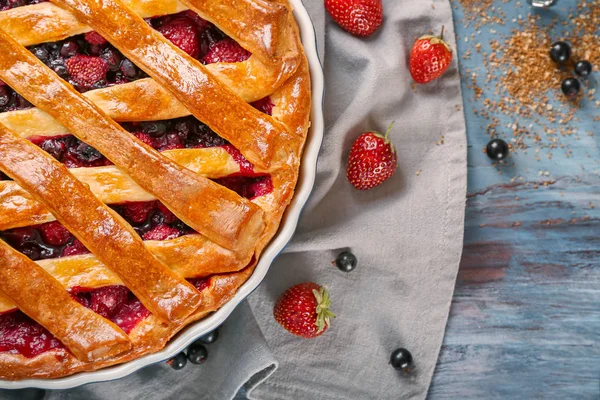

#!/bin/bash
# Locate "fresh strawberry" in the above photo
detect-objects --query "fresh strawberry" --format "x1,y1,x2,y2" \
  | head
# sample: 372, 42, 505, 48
325, 0, 383, 37
157, 16, 200, 58
65, 55, 108, 88
346, 122, 397, 190
273, 282, 335, 339
84, 31, 108, 45
409, 27, 453, 84
202, 38, 251, 64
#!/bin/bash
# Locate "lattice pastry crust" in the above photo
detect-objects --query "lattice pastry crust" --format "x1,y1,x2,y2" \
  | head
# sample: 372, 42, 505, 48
0, 0, 310, 380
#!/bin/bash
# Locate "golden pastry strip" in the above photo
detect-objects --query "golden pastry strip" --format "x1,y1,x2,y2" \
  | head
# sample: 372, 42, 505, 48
0, 124, 202, 323
0, 241, 132, 362
0, 147, 245, 230
0, 29, 265, 254
0, 234, 247, 313
50, 0, 288, 169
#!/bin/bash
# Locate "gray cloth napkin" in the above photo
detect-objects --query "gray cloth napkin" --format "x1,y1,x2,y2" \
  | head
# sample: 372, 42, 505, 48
0, 1, 466, 399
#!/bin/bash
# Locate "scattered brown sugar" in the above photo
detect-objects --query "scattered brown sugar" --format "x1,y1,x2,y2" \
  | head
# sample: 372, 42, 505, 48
453, 0, 510, 29
455, 0, 599, 158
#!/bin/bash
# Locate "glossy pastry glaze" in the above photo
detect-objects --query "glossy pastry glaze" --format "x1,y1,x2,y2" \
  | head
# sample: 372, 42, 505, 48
0, 0, 310, 380
0, 125, 203, 324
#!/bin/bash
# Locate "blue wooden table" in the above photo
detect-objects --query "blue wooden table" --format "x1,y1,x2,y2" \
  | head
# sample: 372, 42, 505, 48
429, 0, 599, 398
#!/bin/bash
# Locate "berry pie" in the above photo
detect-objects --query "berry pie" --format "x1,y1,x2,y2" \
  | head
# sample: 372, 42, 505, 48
0, 0, 310, 380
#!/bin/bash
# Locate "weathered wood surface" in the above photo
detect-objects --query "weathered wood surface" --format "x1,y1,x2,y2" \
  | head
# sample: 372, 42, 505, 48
429, 0, 600, 398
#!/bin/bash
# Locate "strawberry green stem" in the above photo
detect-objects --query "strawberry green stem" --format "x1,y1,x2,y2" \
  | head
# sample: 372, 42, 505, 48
384, 121, 396, 141
440, 26, 445, 41
312, 287, 335, 334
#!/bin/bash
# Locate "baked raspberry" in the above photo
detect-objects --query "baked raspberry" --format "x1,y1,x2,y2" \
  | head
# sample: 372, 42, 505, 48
122, 201, 155, 224
91, 286, 129, 319
142, 224, 181, 241
84, 31, 108, 45
251, 97, 274, 116
216, 175, 273, 199
111, 296, 150, 334
248, 175, 274, 198
65, 55, 109, 88
133, 132, 156, 148
0, 311, 63, 358
189, 277, 211, 292
70, 286, 149, 333
38, 221, 72, 246
202, 38, 251, 64
61, 238, 89, 257
157, 17, 200, 58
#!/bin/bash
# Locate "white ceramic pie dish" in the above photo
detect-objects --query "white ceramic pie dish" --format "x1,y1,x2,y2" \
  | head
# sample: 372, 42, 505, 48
0, 0, 324, 390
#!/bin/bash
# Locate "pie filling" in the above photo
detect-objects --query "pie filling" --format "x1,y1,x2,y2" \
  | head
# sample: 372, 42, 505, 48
0, 199, 197, 261
0, 9, 252, 112
0, 277, 211, 358
0, 0, 47, 11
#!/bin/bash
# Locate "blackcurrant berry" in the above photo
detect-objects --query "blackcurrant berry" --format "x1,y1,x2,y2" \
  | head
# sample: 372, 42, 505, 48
486, 139, 509, 161
199, 329, 219, 344
390, 348, 413, 371
574, 60, 592, 77
335, 251, 357, 272
561, 77, 581, 97
166, 352, 187, 370
549, 41, 571, 63
187, 342, 208, 365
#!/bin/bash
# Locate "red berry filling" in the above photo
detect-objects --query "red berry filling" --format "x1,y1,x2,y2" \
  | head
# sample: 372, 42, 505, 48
0, 275, 215, 357
215, 175, 273, 199
112, 200, 193, 239
0, 224, 78, 260
29, 135, 111, 168
65, 54, 109, 89
188, 277, 211, 292
0, 201, 193, 261
123, 116, 227, 151
0, 0, 47, 11
0, 310, 64, 358
156, 16, 201, 58
202, 38, 251, 64
70, 285, 150, 334
251, 97, 275, 116
28, 116, 230, 168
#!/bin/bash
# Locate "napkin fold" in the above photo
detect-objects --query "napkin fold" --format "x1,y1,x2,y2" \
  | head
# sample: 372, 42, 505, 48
245, 1, 467, 397
0, 0, 466, 399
